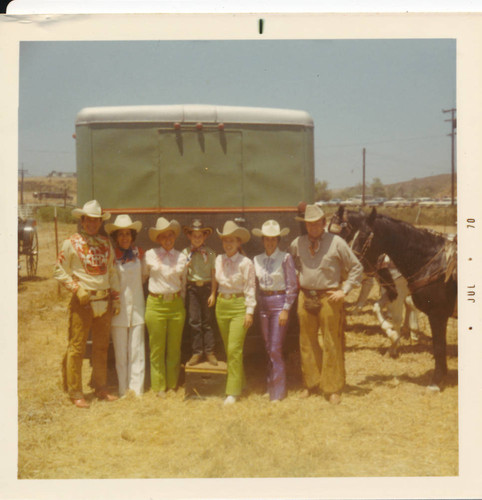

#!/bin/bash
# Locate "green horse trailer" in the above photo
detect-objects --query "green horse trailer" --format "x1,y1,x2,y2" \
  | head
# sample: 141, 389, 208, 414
75, 104, 314, 358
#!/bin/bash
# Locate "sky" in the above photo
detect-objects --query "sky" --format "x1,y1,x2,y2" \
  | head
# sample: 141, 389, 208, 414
18, 39, 456, 190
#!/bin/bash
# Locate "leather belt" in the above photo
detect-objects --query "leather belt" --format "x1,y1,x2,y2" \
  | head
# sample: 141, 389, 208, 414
149, 292, 181, 300
188, 280, 211, 287
89, 289, 110, 301
218, 293, 243, 300
301, 288, 331, 298
259, 290, 286, 296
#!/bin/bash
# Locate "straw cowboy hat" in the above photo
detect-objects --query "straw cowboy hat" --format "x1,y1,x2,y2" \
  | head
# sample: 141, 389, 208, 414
252, 219, 290, 238
105, 214, 142, 235
183, 218, 213, 236
148, 217, 181, 242
295, 203, 325, 222
216, 220, 250, 243
72, 199, 111, 221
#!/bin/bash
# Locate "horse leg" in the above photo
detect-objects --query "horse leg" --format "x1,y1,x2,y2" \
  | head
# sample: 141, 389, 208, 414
374, 292, 400, 358
353, 275, 374, 311
404, 295, 420, 342
427, 312, 448, 390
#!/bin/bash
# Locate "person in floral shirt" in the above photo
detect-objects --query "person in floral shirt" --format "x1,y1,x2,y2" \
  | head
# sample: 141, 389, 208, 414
54, 200, 120, 409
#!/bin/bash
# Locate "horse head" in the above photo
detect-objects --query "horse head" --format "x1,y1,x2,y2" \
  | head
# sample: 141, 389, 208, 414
328, 205, 366, 243
350, 207, 385, 271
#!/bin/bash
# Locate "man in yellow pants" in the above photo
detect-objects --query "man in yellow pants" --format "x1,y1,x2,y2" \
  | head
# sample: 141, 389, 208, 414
55, 200, 120, 408
290, 204, 363, 404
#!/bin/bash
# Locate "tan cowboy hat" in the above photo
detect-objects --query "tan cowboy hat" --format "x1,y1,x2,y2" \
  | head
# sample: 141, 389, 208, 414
105, 214, 142, 235
148, 217, 181, 242
295, 203, 325, 222
72, 199, 111, 221
252, 219, 290, 238
216, 220, 250, 243
183, 218, 213, 236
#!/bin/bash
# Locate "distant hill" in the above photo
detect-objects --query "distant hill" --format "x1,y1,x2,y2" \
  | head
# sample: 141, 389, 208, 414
331, 173, 456, 200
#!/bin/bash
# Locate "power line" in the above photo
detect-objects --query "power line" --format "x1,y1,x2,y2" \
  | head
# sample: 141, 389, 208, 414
442, 108, 456, 205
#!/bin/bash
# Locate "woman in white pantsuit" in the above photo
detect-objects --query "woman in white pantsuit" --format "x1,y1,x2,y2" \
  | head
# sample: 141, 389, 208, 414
106, 214, 146, 397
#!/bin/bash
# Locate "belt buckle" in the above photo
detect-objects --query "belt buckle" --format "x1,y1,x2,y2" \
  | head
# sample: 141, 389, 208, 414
309, 290, 318, 297
163, 293, 174, 302
195, 281, 204, 287
223, 293, 232, 300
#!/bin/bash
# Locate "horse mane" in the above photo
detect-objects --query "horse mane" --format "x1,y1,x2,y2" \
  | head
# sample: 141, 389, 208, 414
373, 213, 446, 257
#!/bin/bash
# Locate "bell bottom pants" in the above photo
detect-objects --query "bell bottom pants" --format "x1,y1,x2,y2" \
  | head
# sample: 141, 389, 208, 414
62, 294, 112, 400
297, 292, 345, 395
215, 296, 248, 397
259, 294, 289, 401
145, 295, 186, 392
111, 324, 146, 396
186, 283, 215, 355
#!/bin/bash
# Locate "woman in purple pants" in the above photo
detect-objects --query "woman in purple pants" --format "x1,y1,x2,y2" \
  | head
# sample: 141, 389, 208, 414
252, 220, 298, 402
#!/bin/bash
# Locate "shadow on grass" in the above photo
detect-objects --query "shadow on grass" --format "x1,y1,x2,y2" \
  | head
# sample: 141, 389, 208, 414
358, 368, 458, 390
347, 322, 384, 337
18, 275, 49, 286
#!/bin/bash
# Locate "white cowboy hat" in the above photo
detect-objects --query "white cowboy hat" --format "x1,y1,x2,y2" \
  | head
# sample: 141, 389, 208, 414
105, 214, 142, 235
148, 217, 181, 242
216, 220, 250, 243
252, 219, 290, 238
295, 204, 325, 222
72, 200, 111, 221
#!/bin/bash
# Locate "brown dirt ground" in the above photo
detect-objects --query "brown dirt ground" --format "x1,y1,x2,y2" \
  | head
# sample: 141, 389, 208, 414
17, 221, 458, 479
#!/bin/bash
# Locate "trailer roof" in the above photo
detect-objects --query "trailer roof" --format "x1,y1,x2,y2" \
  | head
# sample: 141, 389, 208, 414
76, 104, 313, 127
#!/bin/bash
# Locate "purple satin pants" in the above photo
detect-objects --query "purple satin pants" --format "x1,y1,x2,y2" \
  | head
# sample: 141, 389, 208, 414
259, 294, 289, 401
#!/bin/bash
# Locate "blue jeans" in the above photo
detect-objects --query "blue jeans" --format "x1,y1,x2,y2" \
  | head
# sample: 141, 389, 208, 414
187, 283, 215, 355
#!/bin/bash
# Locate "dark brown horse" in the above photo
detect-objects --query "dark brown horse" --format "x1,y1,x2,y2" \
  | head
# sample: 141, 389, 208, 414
349, 208, 457, 390
329, 206, 413, 356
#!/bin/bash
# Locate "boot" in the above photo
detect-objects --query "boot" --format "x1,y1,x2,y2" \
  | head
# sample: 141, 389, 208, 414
187, 353, 202, 366
206, 352, 218, 366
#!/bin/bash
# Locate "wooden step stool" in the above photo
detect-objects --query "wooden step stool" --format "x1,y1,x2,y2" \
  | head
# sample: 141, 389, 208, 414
184, 361, 227, 399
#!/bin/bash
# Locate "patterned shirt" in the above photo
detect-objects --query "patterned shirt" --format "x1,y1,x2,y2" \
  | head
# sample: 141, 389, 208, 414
54, 231, 120, 300
214, 252, 256, 315
289, 232, 363, 294
253, 248, 298, 310
144, 247, 188, 296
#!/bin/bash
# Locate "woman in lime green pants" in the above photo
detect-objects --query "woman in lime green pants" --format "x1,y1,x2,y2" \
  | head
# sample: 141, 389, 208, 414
214, 221, 256, 405
144, 217, 188, 397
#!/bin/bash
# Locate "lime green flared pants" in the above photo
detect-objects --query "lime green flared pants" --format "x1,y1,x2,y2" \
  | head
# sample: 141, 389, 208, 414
215, 296, 248, 396
145, 294, 186, 392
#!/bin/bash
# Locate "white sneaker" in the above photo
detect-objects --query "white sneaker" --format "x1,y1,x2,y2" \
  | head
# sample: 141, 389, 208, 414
223, 395, 237, 406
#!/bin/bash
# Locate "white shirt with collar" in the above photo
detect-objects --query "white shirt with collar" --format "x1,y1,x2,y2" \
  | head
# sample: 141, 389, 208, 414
144, 247, 188, 296
253, 247, 298, 311
214, 252, 256, 314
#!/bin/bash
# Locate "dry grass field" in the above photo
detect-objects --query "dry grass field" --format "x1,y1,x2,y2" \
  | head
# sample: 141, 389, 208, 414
17, 221, 458, 479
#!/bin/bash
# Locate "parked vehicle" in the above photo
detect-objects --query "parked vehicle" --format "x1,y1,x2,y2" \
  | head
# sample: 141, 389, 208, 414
385, 197, 412, 207
75, 104, 314, 255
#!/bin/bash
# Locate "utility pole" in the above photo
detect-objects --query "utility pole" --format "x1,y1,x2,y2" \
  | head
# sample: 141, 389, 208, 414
19, 165, 28, 205
442, 108, 456, 206
362, 147, 366, 206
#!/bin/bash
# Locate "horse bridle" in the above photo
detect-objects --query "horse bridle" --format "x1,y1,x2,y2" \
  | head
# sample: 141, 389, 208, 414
328, 213, 353, 239
350, 229, 374, 260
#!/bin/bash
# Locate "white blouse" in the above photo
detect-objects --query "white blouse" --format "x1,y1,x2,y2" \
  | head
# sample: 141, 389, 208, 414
144, 247, 188, 296
214, 252, 256, 315
111, 249, 146, 327
253, 247, 299, 311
